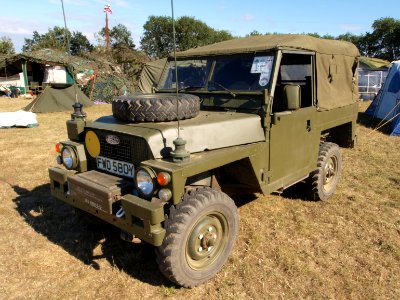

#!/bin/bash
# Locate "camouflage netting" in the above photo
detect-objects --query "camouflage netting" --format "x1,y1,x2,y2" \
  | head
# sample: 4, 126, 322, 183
0, 48, 150, 103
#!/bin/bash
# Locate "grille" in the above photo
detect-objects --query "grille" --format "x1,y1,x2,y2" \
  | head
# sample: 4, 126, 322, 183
99, 133, 132, 162
86, 129, 152, 167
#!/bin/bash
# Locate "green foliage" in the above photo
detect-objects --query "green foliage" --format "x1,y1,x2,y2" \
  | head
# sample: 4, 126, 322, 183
70, 32, 94, 56
140, 16, 233, 58
98, 24, 135, 50
140, 16, 173, 59
247, 30, 262, 36
0, 36, 15, 54
22, 26, 93, 55
362, 17, 400, 61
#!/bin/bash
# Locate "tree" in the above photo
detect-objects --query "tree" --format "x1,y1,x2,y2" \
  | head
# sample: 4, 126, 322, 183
140, 16, 233, 58
23, 26, 70, 52
98, 24, 135, 50
362, 17, 400, 61
0, 36, 15, 54
70, 31, 94, 55
140, 16, 173, 58
22, 26, 93, 55
247, 30, 262, 36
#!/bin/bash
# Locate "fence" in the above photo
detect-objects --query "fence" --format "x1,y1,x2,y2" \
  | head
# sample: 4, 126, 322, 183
358, 69, 388, 100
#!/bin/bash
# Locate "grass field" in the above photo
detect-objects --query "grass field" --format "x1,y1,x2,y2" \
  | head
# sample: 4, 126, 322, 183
0, 98, 399, 299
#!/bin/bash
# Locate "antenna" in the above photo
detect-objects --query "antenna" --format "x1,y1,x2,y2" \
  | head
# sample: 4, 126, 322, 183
170, 0, 190, 162
61, 0, 86, 119
171, 0, 180, 138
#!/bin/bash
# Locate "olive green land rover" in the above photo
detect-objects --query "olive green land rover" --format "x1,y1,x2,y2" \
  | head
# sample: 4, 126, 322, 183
49, 34, 359, 287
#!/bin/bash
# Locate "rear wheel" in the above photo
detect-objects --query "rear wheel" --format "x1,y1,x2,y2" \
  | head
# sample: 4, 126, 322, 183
308, 142, 342, 201
156, 187, 239, 288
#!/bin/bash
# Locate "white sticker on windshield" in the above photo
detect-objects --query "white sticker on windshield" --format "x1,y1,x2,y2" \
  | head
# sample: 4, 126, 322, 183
259, 71, 270, 86
251, 56, 274, 74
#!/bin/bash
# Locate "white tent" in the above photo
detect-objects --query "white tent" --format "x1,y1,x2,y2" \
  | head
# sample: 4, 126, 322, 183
365, 60, 400, 136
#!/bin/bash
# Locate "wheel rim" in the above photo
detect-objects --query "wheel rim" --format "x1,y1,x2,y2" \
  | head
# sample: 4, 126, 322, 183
186, 212, 228, 270
323, 156, 338, 192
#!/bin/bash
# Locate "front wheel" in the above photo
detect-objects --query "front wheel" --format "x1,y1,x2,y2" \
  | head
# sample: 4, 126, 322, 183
156, 187, 239, 288
308, 142, 342, 201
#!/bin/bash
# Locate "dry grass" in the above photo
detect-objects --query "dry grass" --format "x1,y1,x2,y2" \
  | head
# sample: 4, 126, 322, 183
0, 98, 399, 299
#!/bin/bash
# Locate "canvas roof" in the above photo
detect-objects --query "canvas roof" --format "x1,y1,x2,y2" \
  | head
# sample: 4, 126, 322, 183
175, 34, 360, 58
172, 34, 359, 110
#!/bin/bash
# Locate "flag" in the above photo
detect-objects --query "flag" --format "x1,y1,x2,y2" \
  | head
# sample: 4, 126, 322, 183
104, 4, 112, 14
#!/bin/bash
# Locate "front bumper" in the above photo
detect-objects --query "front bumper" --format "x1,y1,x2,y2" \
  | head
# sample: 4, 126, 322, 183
49, 167, 166, 246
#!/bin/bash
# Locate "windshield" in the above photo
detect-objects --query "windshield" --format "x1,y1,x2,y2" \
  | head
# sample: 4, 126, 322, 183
158, 54, 275, 92
158, 59, 210, 90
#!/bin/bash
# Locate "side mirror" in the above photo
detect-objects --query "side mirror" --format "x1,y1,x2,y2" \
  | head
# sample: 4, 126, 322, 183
283, 84, 301, 110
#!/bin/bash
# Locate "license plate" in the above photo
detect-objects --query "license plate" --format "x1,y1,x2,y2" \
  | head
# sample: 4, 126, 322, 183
96, 156, 134, 178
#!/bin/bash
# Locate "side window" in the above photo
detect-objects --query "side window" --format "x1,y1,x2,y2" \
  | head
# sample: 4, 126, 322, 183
272, 54, 313, 112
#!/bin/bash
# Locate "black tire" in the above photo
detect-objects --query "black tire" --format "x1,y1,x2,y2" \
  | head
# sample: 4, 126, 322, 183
308, 142, 342, 201
156, 187, 239, 288
112, 93, 200, 122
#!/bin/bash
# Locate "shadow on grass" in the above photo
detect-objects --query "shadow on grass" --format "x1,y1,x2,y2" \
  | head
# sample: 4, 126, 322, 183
12, 184, 174, 288
357, 112, 392, 134
232, 181, 312, 204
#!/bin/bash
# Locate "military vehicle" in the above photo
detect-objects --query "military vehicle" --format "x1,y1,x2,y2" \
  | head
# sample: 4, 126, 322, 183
49, 34, 359, 287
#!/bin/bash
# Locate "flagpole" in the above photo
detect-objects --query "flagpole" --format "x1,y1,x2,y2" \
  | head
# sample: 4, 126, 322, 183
104, 4, 112, 50
105, 12, 109, 50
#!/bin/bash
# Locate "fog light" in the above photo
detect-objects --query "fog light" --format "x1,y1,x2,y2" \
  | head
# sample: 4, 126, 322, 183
158, 188, 172, 202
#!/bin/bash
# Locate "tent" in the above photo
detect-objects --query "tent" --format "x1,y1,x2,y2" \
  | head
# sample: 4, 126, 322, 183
138, 58, 167, 93
365, 60, 400, 136
24, 84, 93, 113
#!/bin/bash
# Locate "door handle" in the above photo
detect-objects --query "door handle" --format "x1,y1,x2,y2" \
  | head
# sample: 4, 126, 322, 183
306, 120, 311, 132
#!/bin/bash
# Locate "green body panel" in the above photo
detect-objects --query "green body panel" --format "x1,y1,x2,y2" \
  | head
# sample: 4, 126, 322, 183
121, 194, 165, 246
316, 103, 358, 133
268, 107, 319, 190
141, 143, 267, 204
67, 119, 86, 141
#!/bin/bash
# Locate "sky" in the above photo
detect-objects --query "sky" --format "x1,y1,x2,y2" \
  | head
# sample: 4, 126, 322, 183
1, 0, 399, 52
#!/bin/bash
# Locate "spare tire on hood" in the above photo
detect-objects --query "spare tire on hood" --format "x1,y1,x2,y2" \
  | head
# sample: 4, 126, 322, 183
112, 93, 200, 122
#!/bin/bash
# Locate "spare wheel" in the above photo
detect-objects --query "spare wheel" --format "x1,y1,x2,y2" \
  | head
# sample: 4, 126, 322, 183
112, 93, 200, 122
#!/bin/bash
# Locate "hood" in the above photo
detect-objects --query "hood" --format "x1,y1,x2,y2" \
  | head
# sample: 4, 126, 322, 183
89, 111, 265, 159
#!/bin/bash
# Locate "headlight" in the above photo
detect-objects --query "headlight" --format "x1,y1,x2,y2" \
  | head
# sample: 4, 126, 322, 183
135, 167, 156, 197
61, 146, 78, 170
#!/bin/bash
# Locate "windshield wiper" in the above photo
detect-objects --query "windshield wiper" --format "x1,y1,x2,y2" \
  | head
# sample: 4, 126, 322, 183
179, 85, 205, 92
208, 81, 236, 98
